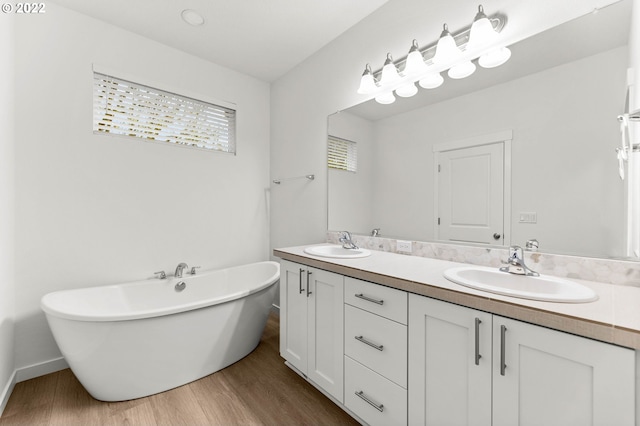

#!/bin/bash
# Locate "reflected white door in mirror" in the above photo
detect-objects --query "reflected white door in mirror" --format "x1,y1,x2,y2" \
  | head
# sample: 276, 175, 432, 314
434, 130, 511, 246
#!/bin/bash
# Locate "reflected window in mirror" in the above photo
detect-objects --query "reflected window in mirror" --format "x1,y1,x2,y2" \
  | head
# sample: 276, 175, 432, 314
328, 135, 357, 172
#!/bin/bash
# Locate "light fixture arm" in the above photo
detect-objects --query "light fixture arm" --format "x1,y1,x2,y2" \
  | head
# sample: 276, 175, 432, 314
474, 5, 488, 23
361, 63, 372, 77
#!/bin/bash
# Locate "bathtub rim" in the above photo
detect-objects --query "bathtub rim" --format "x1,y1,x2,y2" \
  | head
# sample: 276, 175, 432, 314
41, 260, 280, 323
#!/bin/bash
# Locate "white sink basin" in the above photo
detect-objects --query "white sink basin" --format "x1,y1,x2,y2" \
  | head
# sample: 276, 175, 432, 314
443, 266, 598, 303
304, 245, 371, 259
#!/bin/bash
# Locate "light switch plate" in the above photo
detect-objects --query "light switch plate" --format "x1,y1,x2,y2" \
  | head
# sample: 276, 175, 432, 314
519, 212, 537, 224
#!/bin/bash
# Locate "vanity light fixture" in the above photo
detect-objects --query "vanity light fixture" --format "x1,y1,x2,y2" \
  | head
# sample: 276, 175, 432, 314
357, 4, 510, 104
375, 91, 396, 105
403, 39, 429, 77
379, 53, 401, 86
357, 64, 377, 94
433, 24, 476, 79
418, 72, 444, 89
469, 5, 512, 68
397, 40, 429, 97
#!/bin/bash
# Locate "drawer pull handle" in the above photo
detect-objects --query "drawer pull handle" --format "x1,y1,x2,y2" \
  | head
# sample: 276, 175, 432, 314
355, 293, 384, 305
355, 335, 384, 351
355, 390, 384, 412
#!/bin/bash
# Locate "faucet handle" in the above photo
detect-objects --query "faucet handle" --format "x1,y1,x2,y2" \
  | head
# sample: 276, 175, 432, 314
525, 239, 539, 251
189, 266, 201, 275
154, 271, 167, 279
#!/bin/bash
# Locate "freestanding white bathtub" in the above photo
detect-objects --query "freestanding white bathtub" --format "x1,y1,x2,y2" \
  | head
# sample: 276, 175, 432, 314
41, 261, 279, 401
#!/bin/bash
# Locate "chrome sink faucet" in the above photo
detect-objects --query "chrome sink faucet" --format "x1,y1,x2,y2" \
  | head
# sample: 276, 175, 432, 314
339, 231, 359, 250
499, 246, 539, 277
174, 262, 189, 278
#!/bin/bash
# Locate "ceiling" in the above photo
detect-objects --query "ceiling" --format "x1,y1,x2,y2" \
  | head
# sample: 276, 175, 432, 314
49, 0, 390, 83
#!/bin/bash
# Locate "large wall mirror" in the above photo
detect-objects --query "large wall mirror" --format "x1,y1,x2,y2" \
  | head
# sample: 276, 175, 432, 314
328, 0, 633, 260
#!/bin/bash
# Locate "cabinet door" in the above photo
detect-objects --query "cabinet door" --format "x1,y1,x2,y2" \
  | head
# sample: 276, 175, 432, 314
493, 316, 635, 426
307, 267, 344, 402
279, 260, 308, 374
408, 294, 492, 426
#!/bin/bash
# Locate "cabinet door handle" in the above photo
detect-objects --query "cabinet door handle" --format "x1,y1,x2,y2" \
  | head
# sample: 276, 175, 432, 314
500, 325, 507, 376
354, 293, 384, 305
355, 390, 384, 412
475, 317, 482, 366
298, 268, 305, 294
355, 335, 384, 351
306, 270, 312, 297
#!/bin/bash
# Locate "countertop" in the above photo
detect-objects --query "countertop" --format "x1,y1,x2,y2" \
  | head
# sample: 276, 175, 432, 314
274, 244, 640, 350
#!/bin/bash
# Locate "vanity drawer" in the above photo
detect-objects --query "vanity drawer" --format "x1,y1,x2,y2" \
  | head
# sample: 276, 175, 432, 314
345, 356, 407, 426
344, 277, 408, 324
344, 304, 407, 388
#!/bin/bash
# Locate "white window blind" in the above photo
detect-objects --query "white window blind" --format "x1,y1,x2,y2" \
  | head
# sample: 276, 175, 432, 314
328, 135, 357, 172
93, 72, 236, 153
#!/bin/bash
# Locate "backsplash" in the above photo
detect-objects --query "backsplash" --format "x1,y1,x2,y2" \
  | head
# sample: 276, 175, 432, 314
326, 232, 640, 287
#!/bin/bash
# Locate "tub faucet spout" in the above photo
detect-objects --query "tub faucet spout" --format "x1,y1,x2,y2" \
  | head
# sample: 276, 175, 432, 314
175, 262, 189, 278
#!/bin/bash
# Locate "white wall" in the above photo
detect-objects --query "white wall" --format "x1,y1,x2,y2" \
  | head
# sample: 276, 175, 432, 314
0, 11, 16, 415
370, 47, 626, 257
14, 3, 271, 373
270, 0, 624, 252
327, 112, 375, 235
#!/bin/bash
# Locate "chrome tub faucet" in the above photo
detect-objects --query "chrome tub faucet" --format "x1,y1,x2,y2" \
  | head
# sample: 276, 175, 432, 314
174, 262, 189, 278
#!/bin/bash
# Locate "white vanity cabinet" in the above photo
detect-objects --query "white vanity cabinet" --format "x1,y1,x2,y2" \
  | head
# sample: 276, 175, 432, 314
279, 260, 344, 402
408, 295, 492, 426
492, 316, 635, 426
343, 277, 408, 426
409, 294, 636, 426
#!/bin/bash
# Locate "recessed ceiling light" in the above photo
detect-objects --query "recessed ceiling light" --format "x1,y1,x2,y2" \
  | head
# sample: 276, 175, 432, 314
181, 9, 205, 26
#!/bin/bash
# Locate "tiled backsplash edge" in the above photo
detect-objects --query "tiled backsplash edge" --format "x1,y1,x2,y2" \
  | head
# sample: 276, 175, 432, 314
326, 232, 640, 287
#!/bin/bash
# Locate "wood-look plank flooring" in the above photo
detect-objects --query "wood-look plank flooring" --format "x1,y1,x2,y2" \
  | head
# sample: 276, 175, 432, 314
0, 313, 359, 425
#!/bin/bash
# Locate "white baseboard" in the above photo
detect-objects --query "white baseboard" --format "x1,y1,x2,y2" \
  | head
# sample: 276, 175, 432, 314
0, 370, 16, 418
16, 357, 68, 383
0, 357, 68, 417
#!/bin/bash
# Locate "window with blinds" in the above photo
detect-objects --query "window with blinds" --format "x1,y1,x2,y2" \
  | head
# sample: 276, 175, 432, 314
93, 72, 236, 153
328, 135, 357, 172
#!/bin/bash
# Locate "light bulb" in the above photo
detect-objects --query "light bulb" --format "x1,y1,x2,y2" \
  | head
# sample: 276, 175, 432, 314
468, 5, 498, 50
396, 82, 418, 98
448, 61, 476, 79
479, 46, 512, 68
375, 91, 396, 105
403, 40, 427, 77
357, 64, 378, 94
433, 24, 462, 67
418, 73, 444, 89
380, 53, 401, 87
